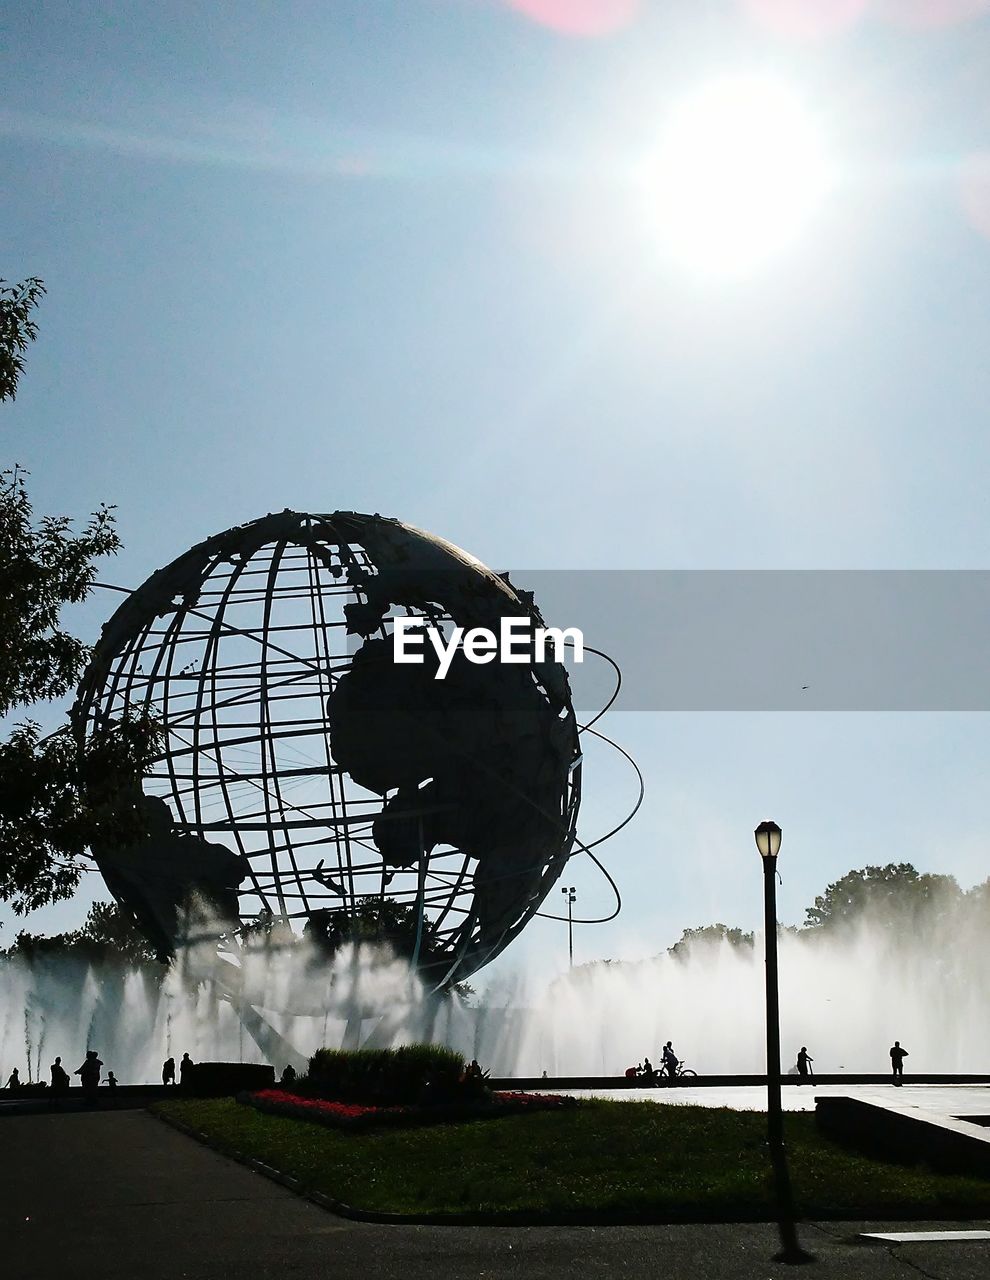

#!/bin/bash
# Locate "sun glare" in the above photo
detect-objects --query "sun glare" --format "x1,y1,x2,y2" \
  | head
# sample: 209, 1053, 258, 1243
650, 75, 834, 279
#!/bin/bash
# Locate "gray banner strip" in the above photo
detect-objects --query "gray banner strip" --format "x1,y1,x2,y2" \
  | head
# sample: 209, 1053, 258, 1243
509, 570, 990, 712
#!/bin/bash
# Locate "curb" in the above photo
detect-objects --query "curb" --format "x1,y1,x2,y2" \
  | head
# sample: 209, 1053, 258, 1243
148, 1105, 990, 1229
152, 1104, 392, 1222
149, 1103, 779, 1226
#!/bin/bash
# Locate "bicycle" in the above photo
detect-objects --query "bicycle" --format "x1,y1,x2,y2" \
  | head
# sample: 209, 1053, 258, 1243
659, 1061, 698, 1084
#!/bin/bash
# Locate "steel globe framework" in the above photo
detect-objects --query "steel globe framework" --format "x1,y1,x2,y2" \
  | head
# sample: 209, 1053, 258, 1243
72, 511, 582, 991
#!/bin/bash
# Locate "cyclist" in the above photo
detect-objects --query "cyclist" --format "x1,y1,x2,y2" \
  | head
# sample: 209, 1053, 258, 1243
661, 1041, 679, 1080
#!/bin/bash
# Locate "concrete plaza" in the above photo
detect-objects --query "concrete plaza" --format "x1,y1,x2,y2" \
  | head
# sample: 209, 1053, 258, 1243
566, 1082, 990, 1115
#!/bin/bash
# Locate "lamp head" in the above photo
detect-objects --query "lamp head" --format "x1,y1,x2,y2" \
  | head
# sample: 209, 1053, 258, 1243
754, 820, 782, 859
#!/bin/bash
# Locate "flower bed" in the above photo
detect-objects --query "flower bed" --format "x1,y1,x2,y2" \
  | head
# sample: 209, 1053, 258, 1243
241, 1087, 577, 1130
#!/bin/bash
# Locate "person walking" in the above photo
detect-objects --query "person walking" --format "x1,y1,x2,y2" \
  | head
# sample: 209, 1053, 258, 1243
889, 1040, 908, 1085
162, 1057, 176, 1086
796, 1046, 814, 1083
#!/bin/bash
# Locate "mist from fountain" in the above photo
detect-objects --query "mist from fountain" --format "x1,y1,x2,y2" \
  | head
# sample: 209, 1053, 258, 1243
3, 897, 987, 1085
516, 919, 990, 1078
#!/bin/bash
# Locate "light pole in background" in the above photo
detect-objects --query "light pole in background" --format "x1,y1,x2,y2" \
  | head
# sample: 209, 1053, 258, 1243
561, 885, 576, 967
754, 820, 813, 1265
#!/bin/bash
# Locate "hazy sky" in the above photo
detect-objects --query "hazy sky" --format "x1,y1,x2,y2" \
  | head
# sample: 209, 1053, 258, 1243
4, 1, 990, 987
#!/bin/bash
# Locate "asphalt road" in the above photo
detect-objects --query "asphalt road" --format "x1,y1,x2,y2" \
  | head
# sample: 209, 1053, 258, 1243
2, 1108, 989, 1280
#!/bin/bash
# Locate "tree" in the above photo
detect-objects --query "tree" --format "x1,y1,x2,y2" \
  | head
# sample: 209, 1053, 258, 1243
0, 276, 45, 401
305, 895, 440, 963
802, 863, 962, 934
0, 716, 161, 913
303, 897, 475, 997
72, 899, 163, 965
0, 467, 120, 715
1, 278, 158, 918
668, 923, 754, 958
1, 900, 163, 966
963, 877, 990, 914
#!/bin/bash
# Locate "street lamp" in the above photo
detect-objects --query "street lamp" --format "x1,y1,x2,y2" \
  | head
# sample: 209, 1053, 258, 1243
754, 821, 813, 1265
561, 885, 576, 967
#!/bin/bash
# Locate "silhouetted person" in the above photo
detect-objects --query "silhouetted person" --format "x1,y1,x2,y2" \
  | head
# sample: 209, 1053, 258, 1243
75, 1051, 103, 1103
179, 1052, 194, 1088
641, 1056, 656, 1086
50, 1057, 70, 1095
662, 1041, 679, 1080
797, 1047, 814, 1083
162, 1057, 175, 1086
4, 1067, 20, 1090
280, 1064, 297, 1087
890, 1040, 908, 1085
107, 1071, 118, 1090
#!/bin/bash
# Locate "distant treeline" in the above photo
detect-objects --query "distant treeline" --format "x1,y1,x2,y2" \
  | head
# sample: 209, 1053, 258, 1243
3, 862, 986, 977
0, 900, 163, 966
664, 861, 990, 960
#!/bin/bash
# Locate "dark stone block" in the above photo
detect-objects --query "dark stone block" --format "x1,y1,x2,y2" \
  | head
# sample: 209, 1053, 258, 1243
182, 1062, 275, 1097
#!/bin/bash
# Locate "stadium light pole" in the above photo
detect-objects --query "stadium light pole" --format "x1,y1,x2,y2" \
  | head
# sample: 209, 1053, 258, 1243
754, 820, 813, 1265
561, 885, 576, 967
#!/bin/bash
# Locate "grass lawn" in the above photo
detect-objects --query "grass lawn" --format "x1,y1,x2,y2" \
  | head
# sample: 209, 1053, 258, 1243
152, 1097, 990, 1222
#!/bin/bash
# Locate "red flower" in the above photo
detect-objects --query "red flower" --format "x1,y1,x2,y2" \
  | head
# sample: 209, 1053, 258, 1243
250, 1089, 409, 1119
244, 1087, 577, 1129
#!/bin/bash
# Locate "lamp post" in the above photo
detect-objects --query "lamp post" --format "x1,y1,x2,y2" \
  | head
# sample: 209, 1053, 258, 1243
561, 885, 576, 967
754, 820, 813, 1265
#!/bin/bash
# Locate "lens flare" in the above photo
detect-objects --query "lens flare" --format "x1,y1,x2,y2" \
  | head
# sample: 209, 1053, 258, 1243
649, 75, 834, 279
881, 0, 990, 27
742, 0, 869, 40
504, 0, 640, 37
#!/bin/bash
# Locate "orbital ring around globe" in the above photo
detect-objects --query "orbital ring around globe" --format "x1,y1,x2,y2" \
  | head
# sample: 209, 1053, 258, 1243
73, 511, 638, 1003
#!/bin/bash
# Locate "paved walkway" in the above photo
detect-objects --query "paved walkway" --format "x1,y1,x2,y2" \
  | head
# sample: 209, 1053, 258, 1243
2, 1108, 989, 1280
568, 1082, 990, 1114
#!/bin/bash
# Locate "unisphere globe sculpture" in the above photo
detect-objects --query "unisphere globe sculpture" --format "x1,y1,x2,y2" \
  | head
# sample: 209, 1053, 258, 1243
72, 511, 582, 992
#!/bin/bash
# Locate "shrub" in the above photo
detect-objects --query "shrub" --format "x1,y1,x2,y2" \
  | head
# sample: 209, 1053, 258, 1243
307, 1044, 466, 1105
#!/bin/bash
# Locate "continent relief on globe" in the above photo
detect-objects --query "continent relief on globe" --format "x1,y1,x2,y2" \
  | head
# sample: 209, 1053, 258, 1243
327, 628, 574, 945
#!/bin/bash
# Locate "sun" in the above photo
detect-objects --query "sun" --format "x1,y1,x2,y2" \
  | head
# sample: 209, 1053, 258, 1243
649, 74, 834, 279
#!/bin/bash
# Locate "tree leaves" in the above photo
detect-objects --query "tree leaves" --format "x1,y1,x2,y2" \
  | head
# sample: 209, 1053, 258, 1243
668, 923, 755, 958
0, 467, 121, 716
0, 274, 161, 917
0, 714, 162, 914
0, 276, 46, 403
1, 899, 163, 965
803, 862, 963, 934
